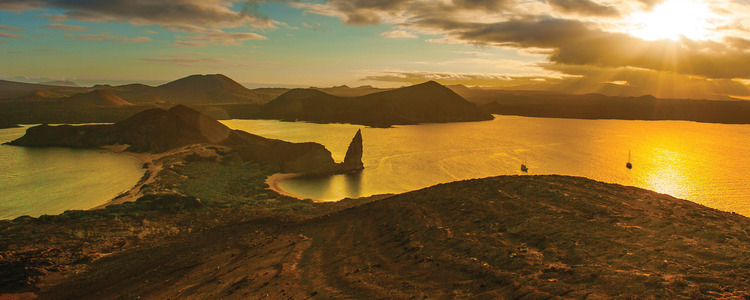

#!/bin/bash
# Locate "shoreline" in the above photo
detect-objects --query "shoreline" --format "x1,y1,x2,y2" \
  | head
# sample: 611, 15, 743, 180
265, 173, 303, 200
91, 145, 186, 210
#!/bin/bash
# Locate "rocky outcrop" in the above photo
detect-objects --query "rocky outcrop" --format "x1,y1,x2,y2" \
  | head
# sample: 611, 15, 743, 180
340, 129, 364, 172
7, 105, 364, 175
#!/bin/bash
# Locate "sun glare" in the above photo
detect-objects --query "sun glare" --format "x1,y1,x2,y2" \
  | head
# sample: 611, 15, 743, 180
627, 0, 717, 41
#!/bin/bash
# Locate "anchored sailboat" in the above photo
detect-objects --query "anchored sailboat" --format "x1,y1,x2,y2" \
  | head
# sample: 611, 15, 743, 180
521, 157, 528, 172
626, 150, 633, 169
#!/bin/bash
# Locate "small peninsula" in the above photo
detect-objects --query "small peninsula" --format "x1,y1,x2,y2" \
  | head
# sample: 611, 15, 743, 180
8, 104, 363, 175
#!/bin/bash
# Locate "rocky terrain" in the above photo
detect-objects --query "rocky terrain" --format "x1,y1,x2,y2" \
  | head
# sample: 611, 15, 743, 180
258, 81, 494, 127
2, 174, 749, 299
8, 105, 362, 175
2, 106, 749, 298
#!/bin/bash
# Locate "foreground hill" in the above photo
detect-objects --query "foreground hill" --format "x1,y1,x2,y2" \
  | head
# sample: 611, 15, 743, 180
20, 175, 750, 298
260, 81, 493, 127
9, 105, 363, 174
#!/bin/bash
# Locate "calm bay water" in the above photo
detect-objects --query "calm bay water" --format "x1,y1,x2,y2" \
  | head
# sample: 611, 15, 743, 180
0, 126, 145, 219
223, 116, 750, 216
2, 116, 748, 219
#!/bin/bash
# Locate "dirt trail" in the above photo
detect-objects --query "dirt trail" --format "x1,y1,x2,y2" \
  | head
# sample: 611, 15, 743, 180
32, 175, 750, 298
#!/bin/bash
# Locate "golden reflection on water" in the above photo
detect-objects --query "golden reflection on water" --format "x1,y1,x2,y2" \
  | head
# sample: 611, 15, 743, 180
642, 149, 692, 199
224, 117, 750, 216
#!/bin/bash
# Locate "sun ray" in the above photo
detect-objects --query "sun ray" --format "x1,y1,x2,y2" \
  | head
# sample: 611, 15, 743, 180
626, 0, 719, 41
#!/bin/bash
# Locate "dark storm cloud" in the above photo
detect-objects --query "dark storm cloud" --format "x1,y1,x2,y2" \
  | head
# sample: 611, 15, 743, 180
547, 0, 620, 16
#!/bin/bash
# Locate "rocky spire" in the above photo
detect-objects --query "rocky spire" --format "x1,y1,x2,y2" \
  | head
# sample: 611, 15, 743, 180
341, 129, 364, 172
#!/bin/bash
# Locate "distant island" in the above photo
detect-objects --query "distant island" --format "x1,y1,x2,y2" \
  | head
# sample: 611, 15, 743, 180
3, 74, 750, 126
451, 87, 750, 124
257, 81, 494, 127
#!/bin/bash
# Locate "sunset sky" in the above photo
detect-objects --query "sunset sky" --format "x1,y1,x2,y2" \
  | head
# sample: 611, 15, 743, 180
1, 0, 749, 99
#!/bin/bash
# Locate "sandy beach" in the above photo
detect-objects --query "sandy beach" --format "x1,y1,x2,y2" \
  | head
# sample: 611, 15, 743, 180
265, 173, 303, 199
92, 144, 214, 210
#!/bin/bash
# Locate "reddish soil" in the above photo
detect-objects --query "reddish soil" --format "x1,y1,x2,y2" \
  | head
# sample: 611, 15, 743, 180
8, 175, 748, 299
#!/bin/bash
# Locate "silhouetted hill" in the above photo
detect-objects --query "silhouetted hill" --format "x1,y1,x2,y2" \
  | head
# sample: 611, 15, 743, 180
314, 85, 389, 97
39, 80, 80, 87
0, 89, 64, 103
0, 79, 86, 98
9, 105, 362, 174
144, 74, 269, 105
1, 89, 133, 107
476, 91, 750, 124
250, 87, 290, 100
260, 81, 493, 127
64, 90, 133, 107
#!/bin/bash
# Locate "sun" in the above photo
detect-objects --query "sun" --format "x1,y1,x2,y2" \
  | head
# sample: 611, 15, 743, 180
627, 0, 717, 41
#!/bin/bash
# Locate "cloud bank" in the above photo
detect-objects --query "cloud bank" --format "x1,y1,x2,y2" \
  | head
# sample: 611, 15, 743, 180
297, 0, 750, 82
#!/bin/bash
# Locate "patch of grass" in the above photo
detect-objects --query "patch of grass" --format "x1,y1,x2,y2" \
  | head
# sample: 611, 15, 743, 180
171, 161, 273, 207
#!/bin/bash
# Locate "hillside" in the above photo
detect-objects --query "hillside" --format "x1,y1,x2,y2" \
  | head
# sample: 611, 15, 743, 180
63, 90, 133, 107
140, 74, 270, 105
260, 81, 493, 127
39, 80, 80, 87
0, 79, 86, 99
14, 175, 750, 298
8, 105, 362, 174
314, 85, 389, 97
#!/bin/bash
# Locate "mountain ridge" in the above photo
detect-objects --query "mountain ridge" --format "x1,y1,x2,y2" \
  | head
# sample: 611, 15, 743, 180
260, 81, 493, 127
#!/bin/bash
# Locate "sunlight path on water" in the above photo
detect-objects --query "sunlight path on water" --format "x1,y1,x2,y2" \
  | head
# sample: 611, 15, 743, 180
224, 116, 750, 216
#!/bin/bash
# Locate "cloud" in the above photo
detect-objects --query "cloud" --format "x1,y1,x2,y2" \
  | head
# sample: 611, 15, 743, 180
75, 34, 121, 41
164, 24, 212, 33
140, 53, 253, 68
141, 57, 229, 67
547, 0, 619, 16
362, 68, 750, 99
1, 0, 279, 31
0, 32, 21, 38
300, 0, 750, 82
116, 36, 152, 43
143, 30, 158, 34
380, 30, 417, 39
429, 17, 750, 79
0, 1, 38, 11
165, 41, 208, 48
0, 24, 23, 31
177, 30, 267, 46
40, 23, 88, 31
360, 71, 511, 86
40, 13, 67, 22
